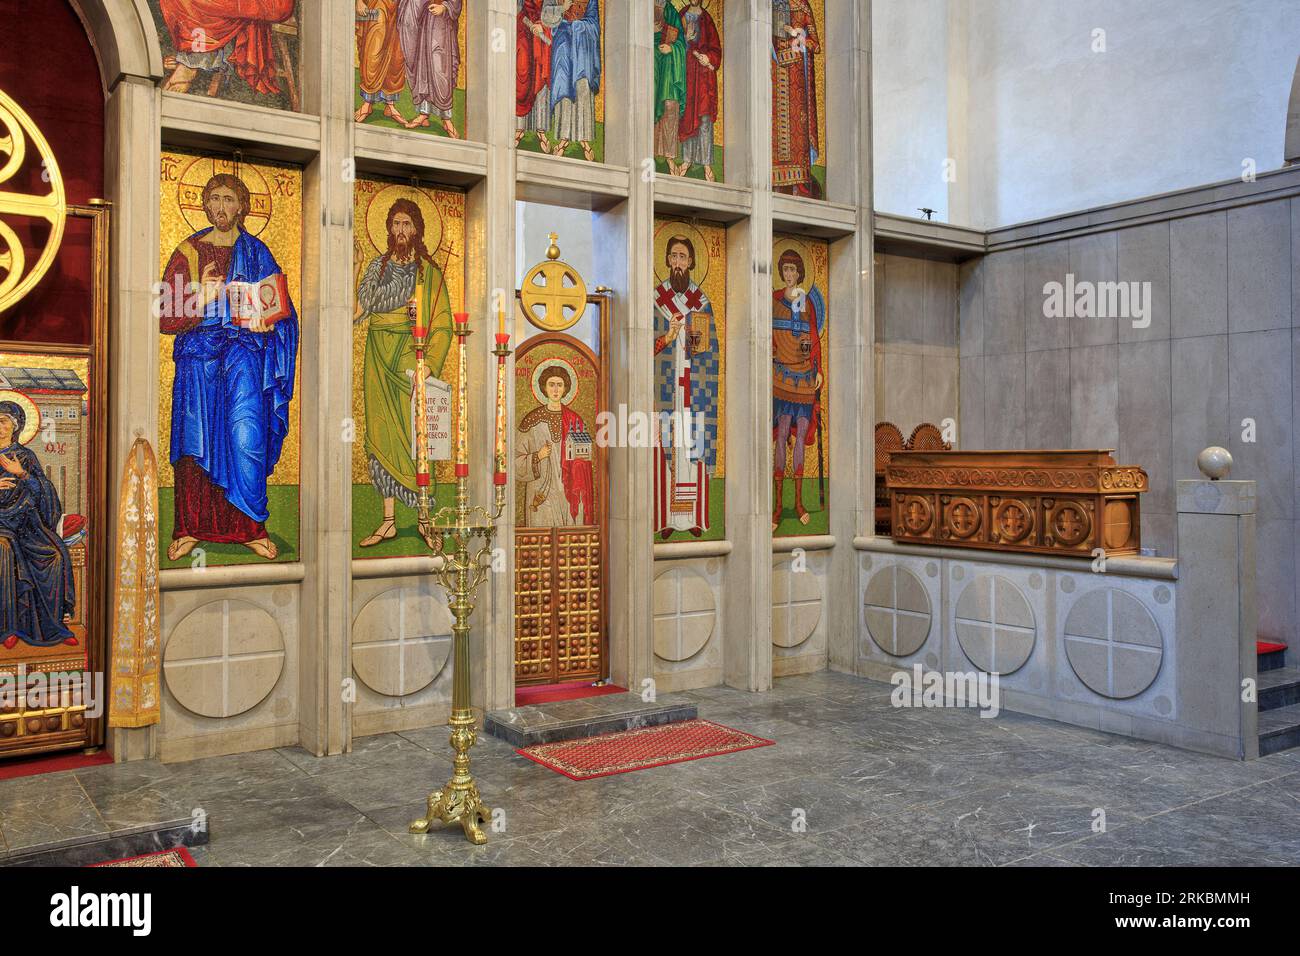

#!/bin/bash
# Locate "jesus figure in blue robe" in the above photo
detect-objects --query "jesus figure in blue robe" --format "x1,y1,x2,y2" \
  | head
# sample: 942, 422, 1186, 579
159, 173, 298, 561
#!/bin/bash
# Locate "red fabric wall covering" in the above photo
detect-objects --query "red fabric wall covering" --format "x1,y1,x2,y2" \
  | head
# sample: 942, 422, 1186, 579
0, 0, 106, 345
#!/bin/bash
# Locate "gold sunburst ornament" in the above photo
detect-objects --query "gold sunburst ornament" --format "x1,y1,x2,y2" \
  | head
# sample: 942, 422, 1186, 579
0, 88, 67, 315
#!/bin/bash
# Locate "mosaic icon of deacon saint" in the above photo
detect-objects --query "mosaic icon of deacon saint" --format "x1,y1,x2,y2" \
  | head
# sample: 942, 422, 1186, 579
517, 361, 594, 528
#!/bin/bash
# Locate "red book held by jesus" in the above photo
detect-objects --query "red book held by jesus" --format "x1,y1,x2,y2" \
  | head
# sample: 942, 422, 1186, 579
227, 273, 292, 328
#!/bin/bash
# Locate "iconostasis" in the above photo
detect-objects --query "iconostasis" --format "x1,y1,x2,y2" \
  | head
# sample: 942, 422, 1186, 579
0, 0, 868, 761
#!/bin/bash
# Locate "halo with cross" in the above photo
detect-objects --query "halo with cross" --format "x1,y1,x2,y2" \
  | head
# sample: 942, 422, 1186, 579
177, 154, 273, 238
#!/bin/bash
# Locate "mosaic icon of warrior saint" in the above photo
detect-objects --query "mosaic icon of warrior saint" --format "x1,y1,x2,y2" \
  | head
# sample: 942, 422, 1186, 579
516, 360, 595, 528
354, 197, 455, 548
772, 247, 826, 530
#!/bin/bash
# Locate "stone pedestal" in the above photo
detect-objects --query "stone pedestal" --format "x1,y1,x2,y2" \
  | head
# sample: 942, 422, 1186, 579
1175, 479, 1258, 758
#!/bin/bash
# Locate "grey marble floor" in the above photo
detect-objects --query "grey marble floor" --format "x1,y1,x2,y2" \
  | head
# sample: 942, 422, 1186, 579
3, 670, 1298, 866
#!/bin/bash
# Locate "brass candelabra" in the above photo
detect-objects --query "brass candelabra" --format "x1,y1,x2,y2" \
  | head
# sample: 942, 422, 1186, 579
408, 312, 511, 845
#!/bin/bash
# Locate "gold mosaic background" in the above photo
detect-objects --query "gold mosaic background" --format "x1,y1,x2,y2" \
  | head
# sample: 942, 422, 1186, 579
350, 177, 466, 484
772, 231, 829, 480
513, 336, 601, 528
653, 215, 726, 476
772, 0, 828, 177
157, 150, 303, 489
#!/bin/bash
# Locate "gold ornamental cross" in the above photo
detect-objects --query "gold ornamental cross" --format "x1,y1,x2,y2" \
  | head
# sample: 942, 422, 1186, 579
520, 233, 588, 332
0, 89, 66, 314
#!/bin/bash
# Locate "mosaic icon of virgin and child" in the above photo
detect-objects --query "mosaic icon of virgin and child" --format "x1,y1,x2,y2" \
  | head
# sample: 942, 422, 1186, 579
160, 172, 299, 562
0, 397, 78, 650
516, 359, 594, 528
355, 197, 454, 549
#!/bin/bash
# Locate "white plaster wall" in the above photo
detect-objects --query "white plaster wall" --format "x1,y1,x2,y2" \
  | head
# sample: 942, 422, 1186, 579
871, 0, 952, 222
873, 0, 1300, 228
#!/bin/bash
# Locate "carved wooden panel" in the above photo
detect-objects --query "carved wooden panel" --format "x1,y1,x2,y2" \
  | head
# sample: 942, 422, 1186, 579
886, 450, 1147, 557
554, 530, 603, 680
513, 530, 555, 682
875, 421, 949, 536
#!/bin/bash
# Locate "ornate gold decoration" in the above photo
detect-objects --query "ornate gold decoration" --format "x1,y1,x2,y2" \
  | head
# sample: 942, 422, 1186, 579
110, 438, 160, 728
0, 88, 67, 314
520, 233, 587, 331
408, 321, 511, 846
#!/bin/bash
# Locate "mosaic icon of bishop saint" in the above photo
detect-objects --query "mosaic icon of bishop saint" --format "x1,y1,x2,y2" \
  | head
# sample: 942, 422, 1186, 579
653, 235, 715, 538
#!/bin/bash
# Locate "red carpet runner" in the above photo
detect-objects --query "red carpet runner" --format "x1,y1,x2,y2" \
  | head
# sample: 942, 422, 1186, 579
519, 719, 774, 780
91, 847, 197, 868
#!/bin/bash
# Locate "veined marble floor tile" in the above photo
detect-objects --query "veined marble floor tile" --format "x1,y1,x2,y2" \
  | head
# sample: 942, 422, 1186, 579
5, 672, 1298, 867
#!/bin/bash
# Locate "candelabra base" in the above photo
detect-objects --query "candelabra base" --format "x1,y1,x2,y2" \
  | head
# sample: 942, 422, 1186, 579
409, 777, 492, 845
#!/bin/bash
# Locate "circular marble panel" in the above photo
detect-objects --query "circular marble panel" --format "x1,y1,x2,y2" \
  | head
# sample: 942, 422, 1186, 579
653, 567, 716, 661
954, 575, 1036, 674
163, 599, 285, 718
1063, 589, 1163, 699
863, 566, 931, 657
772, 560, 822, 648
353, 586, 453, 697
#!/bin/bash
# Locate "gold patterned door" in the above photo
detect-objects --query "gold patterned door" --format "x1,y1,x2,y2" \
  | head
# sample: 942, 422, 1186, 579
513, 240, 609, 685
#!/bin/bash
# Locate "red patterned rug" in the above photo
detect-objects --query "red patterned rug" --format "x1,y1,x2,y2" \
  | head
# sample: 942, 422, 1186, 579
91, 848, 197, 868
518, 719, 774, 780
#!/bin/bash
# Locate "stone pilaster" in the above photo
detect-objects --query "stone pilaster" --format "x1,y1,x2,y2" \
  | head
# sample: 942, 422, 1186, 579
297, 1, 356, 755
1175, 477, 1258, 758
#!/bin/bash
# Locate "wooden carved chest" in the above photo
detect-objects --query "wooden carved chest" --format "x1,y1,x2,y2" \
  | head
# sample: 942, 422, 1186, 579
884, 449, 1148, 557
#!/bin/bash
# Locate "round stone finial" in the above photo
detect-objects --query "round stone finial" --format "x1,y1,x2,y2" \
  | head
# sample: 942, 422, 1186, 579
1197, 446, 1232, 480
